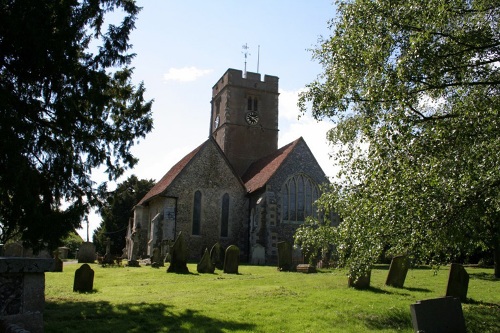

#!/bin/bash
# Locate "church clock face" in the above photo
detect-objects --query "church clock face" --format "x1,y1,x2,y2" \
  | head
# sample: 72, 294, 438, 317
245, 111, 259, 125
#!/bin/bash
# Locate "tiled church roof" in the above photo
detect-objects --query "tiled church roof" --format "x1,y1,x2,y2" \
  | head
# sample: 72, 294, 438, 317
242, 137, 303, 193
137, 141, 206, 205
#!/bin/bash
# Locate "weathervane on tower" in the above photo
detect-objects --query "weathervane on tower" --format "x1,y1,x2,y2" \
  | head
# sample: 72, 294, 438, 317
242, 43, 250, 78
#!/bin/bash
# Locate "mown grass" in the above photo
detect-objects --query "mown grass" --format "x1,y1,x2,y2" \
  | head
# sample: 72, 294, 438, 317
44, 263, 499, 332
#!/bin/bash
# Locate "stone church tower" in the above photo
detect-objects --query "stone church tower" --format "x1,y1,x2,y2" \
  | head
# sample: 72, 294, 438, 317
209, 69, 279, 176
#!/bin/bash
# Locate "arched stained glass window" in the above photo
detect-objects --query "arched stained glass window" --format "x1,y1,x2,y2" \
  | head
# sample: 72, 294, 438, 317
281, 174, 320, 224
192, 190, 202, 235
221, 193, 229, 237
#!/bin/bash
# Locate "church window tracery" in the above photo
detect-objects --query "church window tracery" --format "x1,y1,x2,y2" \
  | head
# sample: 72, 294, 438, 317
282, 174, 319, 224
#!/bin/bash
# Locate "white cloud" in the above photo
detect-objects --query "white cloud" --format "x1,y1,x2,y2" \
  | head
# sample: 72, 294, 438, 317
163, 66, 213, 82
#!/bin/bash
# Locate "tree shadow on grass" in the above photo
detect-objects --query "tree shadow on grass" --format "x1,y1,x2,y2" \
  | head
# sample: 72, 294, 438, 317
44, 301, 256, 333
464, 301, 500, 333
468, 271, 499, 281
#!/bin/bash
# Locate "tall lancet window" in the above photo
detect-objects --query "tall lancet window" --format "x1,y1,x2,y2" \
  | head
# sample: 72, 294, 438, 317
192, 190, 202, 235
221, 193, 229, 237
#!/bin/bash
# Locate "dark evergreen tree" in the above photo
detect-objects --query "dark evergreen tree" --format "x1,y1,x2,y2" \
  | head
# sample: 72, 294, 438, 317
0, 0, 153, 251
93, 175, 154, 255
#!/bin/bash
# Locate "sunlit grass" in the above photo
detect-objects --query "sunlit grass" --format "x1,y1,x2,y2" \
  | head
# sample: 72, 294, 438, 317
44, 263, 499, 332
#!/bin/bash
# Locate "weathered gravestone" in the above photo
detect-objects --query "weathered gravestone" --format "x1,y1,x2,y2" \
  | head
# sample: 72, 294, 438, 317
197, 248, 215, 274
167, 232, 189, 274
410, 297, 466, 333
385, 255, 410, 288
223, 245, 240, 274
77, 242, 95, 263
277, 241, 293, 271
210, 242, 225, 270
0, 258, 55, 333
102, 237, 114, 265
296, 264, 316, 273
4, 242, 24, 257
53, 250, 63, 272
250, 243, 265, 265
151, 247, 164, 267
348, 270, 371, 289
445, 263, 469, 302
127, 229, 141, 267
73, 264, 94, 293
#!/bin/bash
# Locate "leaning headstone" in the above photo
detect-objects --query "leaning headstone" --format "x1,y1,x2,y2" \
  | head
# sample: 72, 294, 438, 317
53, 250, 63, 272
210, 242, 225, 270
385, 255, 409, 288
73, 264, 94, 293
77, 242, 96, 263
348, 270, 371, 289
223, 245, 239, 274
277, 241, 293, 271
151, 247, 164, 267
197, 248, 215, 274
410, 297, 466, 333
167, 232, 189, 274
445, 263, 469, 302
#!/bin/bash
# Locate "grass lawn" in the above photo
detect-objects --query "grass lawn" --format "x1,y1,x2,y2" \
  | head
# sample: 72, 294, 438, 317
44, 263, 499, 332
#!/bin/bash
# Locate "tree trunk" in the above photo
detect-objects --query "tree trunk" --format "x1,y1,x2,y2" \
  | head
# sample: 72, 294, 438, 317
494, 244, 500, 278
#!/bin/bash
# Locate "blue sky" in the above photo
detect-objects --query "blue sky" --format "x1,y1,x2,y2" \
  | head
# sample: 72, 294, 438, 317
78, 0, 338, 239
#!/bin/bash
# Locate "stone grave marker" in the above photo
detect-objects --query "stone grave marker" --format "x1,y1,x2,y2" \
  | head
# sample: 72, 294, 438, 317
250, 244, 265, 265
4, 242, 24, 257
151, 247, 164, 267
197, 248, 215, 274
348, 270, 371, 289
53, 250, 63, 272
445, 263, 469, 302
77, 242, 95, 263
73, 264, 94, 293
296, 264, 316, 273
277, 241, 293, 271
223, 245, 239, 274
167, 232, 189, 273
210, 242, 225, 270
410, 296, 466, 333
385, 255, 409, 288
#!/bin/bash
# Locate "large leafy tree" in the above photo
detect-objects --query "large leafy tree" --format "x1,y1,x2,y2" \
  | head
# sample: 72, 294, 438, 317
299, 0, 500, 278
93, 175, 154, 255
0, 0, 153, 251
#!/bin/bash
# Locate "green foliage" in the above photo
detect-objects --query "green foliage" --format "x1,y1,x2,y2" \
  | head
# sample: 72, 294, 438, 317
93, 175, 154, 255
0, 1, 153, 250
294, 216, 337, 264
299, 0, 500, 277
60, 232, 83, 259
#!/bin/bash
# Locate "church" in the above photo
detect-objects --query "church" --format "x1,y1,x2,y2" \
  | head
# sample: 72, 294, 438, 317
128, 68, 329, 264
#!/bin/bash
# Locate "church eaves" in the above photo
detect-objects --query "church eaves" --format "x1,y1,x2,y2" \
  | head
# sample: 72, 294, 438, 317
242, 137, 304, 193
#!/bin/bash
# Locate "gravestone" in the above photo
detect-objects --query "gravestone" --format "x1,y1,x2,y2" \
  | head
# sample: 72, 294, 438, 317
167, 232, 189, 274
73, 264, 94, 292
102, 237, 114, 265
296, 264, 316, 273
277, 241, 293, 271
4, 242, 24, 257
151, 247, 164, 267
77, 242, 95, 263
385, 255, 409, 288
410, 297, 466, 333
57, 247, 69, 259
348, 270, 371, 289
0, 258, 55, 333
53, 250, 63, 272
445, 263, 469, 302
210, 242, 225, 270
127, 230, 141, 267
250, 244, 265, 265
223, 245, 239, 274
197, 248, 215, 274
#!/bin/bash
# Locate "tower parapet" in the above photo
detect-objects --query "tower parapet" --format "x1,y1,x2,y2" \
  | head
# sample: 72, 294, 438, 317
212, 68, 278, 98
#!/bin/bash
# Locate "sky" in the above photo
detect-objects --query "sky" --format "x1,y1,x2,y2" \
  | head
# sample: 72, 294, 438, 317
77, 0, 338, 240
